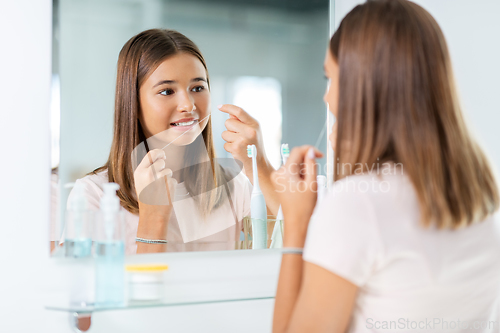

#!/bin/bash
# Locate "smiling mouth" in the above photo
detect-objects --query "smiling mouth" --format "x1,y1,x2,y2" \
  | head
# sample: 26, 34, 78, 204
170, 119, 198, 127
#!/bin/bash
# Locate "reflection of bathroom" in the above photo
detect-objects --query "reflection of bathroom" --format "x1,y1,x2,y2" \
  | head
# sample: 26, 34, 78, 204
2, 0, 500, 332
50, 0, 330, 253
55, 0, 328, 186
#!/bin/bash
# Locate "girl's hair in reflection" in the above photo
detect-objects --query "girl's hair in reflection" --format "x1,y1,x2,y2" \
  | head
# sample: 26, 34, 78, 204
331, 0, 499, 229
93, 29, 229, 216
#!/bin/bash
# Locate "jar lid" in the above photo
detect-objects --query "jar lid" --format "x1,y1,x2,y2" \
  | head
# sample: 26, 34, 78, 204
125, 264, 169, 272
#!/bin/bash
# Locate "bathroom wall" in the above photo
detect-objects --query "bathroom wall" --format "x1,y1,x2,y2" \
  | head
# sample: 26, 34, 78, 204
0, 0, 67, 332
334, 0, 500, 176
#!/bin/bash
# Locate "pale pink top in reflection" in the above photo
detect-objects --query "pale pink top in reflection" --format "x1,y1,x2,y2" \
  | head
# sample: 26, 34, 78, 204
69, 169, 252, 255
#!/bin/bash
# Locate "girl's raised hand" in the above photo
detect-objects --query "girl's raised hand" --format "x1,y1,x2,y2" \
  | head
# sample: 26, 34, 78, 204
218, 104, 281, 214
218, 104, 271, 174
271, 145, 323, 247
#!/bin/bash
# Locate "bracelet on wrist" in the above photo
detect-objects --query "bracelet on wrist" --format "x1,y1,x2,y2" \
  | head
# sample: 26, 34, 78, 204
281, 247, 303, 255
136, 237, 168, 244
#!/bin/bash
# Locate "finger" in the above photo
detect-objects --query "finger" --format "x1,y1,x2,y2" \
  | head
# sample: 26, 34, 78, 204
223, 142, 233, 154
286, 146, 310, 169
224, 118, 247, 133
312, 147, 324, 159
218, 104, 256, 124
155, 166, 173, 179
221, 130, 238, 143
287, 146, 323, 165
150, 159, 166, 180
151, 158, 166, 171
139, 149, 166, 170
286, 146, 322, 178
304, 148, 318, 184
149, 149, 167, 163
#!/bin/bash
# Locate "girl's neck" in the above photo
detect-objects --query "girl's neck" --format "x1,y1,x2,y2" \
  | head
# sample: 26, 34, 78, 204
163, 144, 187, 180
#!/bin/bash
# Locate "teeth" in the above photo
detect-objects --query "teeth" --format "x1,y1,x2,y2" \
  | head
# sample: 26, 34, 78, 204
173, 120, 196, 126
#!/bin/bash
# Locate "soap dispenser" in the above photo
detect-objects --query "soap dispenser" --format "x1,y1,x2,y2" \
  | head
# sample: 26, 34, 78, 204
94, 182, 125, 307
64, 182, 92, 258
63, 182, 94, 308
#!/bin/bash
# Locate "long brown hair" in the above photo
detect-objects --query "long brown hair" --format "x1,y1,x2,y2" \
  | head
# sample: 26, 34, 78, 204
94, 29, 227, 216
331, 0, 499, 228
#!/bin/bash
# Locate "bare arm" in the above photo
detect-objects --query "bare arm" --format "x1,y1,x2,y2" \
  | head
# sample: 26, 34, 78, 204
134, 150, 176, 254
271, 145, 357, 332
273, 251, 304, 332
274, 256, 357, 333
135, 201, 171, 253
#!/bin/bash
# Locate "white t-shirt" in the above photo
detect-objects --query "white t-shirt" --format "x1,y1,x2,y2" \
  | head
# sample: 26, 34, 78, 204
304, 165, 500, 332
68, 169, 252, 255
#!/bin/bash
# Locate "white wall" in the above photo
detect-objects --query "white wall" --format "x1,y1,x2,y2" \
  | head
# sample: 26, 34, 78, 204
333, 0, 500, 176
0, 0, 69, 332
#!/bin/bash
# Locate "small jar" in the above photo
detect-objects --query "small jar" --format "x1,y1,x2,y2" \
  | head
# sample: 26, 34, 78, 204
125, 264, 169, 302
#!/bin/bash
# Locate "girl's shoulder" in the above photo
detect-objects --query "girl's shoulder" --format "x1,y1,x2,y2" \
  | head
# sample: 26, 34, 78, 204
68, 169, 109, 210
224, 167, 252, 194
77, 169, 109, 194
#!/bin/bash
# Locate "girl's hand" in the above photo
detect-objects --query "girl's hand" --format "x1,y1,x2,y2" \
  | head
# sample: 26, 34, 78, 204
134, 149, 177, 241
133, 149, 177, 204
218, 104, 281, 215
271, 145, 323, 247
218, 104, 274, 177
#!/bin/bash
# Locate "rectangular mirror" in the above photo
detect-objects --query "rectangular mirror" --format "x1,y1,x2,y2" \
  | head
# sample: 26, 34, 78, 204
50, 0, 330, 255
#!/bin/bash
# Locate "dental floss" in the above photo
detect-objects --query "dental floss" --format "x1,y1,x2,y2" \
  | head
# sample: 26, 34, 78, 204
314, 120, 328, 149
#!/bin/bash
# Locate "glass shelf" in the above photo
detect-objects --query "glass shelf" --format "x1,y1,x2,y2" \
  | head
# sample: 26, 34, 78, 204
45, 246, 282, 316
46, 296, 275, 313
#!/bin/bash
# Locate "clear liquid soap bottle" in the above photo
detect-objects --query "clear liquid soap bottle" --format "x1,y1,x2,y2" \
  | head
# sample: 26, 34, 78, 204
95, 183, 125, 307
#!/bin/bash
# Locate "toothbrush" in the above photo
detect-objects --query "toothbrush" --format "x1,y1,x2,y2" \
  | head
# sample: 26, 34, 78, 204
270, 144, 289, 248
247, 144, 267, 249
281, 143, 290, 165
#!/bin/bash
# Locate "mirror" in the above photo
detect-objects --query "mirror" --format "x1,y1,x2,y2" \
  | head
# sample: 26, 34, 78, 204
50, 0, 330, 255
